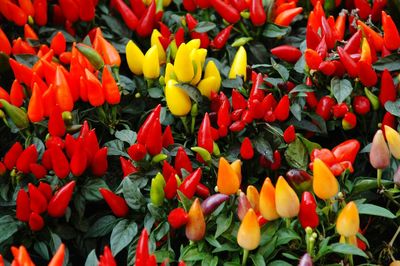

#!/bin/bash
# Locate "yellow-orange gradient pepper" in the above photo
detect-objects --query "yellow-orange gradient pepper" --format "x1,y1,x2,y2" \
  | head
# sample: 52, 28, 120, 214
185, 198, 206, 241
237, 208, 260, 251
217, 157, 240, 195
275, 176, 300, 218
336, 201, 359, 237
259, 177, 279, 221
313, 158, 339, 200
384, 125, 400, 159
246, 185, 260, 213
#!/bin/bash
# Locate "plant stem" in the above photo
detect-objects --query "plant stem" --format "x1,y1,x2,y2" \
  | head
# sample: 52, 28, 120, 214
242, 249, 249, 266
377, 168, 383, 188
238, 21, 251, 37
389, 225, 400, 247
345, 237, 354, 266
180, 116, 190, 135
285, 218, 291, 228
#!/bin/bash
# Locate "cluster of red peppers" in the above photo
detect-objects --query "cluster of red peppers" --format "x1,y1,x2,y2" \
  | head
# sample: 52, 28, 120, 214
16, 181, 75, 231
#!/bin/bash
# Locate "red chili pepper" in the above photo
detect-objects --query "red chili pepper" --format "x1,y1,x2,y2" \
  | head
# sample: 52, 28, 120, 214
382, 11, 400, 51
38, 182, 52, 201
334, 11, 346, 41
270, 150, 282, 170
217, 99, 231, 131
120, 157, 138, 177
50, 32, 66, 56
137, 105, 161, 145
249, 72, 265, 102
353, 96, 370, 115
33, 0, 47, 26
320, 16, 335, 49
29, 183, 48, 214
99, 188, 129, 217
274, 95, 290, 122
316, 96, 335, 121
332, 103, 349, 119
185, 13, 198, 31
164, 173, 178, 199
59, 0, 79, 22
332, 139, 360, 164
83, 130, 100, 163
29, 163, 47, 179
298, 191, 319, 229
211, 25, 233, 49
29, 212, 44, 231
357, 60, 377, 87
379, 68, 396, 106
283, 125, 296, 144
316, 36, 327, 60
196, 183, 210, 198
16, 145, 38, 174
0, 28, 11, 55
136, 0, 156, 37
354, 0, 371, 20
41, 149, 53, 170
182, 0, 196, 11
306, 24, 321, 50
27, 83, 44, 123
240, 137, 254, 160
55, 66, 74, 112
271, 45, 302, 63
371, 0, 387, 22
48, 105, 66, 137
85, 69, 105, 107
198, 113, 213, 153
229, 120, 245, 132
16, 189, 30, 222
318, 61, 336, 76
70, 140, 87, 177
211, 0, 241, 24
135, 228, 150, 266
190, 31, 210, 49
91, 147, 108, 176
357, 20, 383, 52
304, 49, 322, 70
274, 7, 303, 27
175, 147, 193, 176
10, 80, 25, 108
98, 246, 116, 266
47, 181, 76, 218
163, 161, 177, 181
5, 1, 27, 26
114, 0, 139, 30
50, 146, 70, 179
4, 142, 23, 170
128, 143, 147, 161
337, 46, 358, 78
162, 125, 174, 148
232, 89, 247, 110
102, 66, 121, 105
342, 112, 357, 130
168, 207, 189, 229
250, 0, 266, 26
382, 112, 396, 137
179, 168, 202, 199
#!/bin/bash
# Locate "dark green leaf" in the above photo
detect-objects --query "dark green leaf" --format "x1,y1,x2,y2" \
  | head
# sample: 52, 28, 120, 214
284, 138, 308, 170
222, 76, 243, 88
148, 87, 164, 98
262, 23, 290, 38
111, 219, 138, 256
85, 250, 99, 266
104, 139, 129, 157
115, 129, 137, 145
86, 215, 117, 238
271, 58, 289, 81
215, 212, 232, 238
268, 260, 292, 266
176, 83, 203, 103
194, 22, 216, 33
357, 203, 396, 219
34, 242, 49, 261
373, 53, 400, 72
298, 136, 321, 153
290, 103, 302, 121
331, 78, 352, 104
14, 54, 39, 68
329, 243, 368, 258
122, 177, 146, 210
254, 137, 273, 161
81, 179, 108, 201
250, 254, 266, 266
0, 215, 19, 243
276, 228, 301, 246
385, 100, 400, 117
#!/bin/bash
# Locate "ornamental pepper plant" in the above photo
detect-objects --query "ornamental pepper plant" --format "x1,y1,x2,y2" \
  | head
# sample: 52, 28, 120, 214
1, 0, 400, 265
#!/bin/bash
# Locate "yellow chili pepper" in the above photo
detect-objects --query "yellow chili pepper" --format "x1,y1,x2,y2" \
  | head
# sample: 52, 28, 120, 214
246, 185, 260, 213
312, 158, 339, 200
174, 43, 194, 83
126, 40, 144, 75
204, 60, 221, 89
336, 201, 359, 237
259, 177, 280, 221
229, 46, 247, 80
197, 76, 219, 99
185, 39, 201, 52
217, 157, 240, 195
339, 235, 357, 246
237, 208, 260, 251
165, 79, 191, 116
384, 125, 400, 159
143, 45, 160, 79
275, 176, 300, 218
164, 63, 175, 84
230, 159, 242, 183
150, 29, 166, 64
190, 50, 204, 86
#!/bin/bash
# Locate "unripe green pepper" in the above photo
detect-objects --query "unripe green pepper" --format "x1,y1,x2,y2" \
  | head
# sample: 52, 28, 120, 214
150, 172, 166, 206
76, 43, 104, 70
0, 99, 29, 129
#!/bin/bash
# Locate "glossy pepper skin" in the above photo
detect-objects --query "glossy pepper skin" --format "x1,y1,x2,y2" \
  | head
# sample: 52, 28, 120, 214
186, 198, 206, 241
229, 46, 247, 80
369, 129, 390, 169
198, 113, 213, 153
336, 201, 359, 237
179, 168, 202, 199
135, 228, 150, 266
99, 188, 129, 217
4, 142, 23, 170
47, 181, 76, 218
201, 193, 230, 215
313, 158, 338, 200
237, 208, 260, 251
298, 192, 319, 229
211, 0, 241, 24
217, 157, 240, 195
16, 189, 30, 222
250, 0, 266, 26
168, 207, 188, 229
275, 176, 300, 218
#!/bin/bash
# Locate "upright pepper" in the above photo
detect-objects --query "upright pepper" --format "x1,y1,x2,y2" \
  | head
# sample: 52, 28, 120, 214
29, 212, 44, 231
16, 189, 30, 222
336, 201, 359, 237
237, 208, 260, 250
250, 0, 266, 26
240, 137, 254, 160
54, 66, 74, 112
174, 43, 194, 83
48, 243, 65, 266
197, 113, 213, 153
313, 158, 338, 200
16, 145, 38, 174
168, 207, 189, 229
143, 46, 160, 79
126, 40, 144, 75
150, 172, 166, 206
4, 142, 23, 170
384, 126, 400, 159
185, 198, 206, 241
0, 28, 11, 55
259, 177, 279, 220
211, 0, 241, 24
135, 229, 150, 266
382, 11, 400, 51
217, 157, 240, 195
229, 46, 247, 80
165, 80, 192, 116
174, 147, 193, 175
299, 192, 319, 229
369, 129, 390, 169
27, 83, 44, 123
47, 181, 76, 217
379, 69, 396, 106
275, 176, 300, 218
179, 168, 202, 199
50, 146, 70, 179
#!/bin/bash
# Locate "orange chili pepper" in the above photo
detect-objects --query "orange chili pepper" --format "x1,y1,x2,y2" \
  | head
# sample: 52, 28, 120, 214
27, 83, 44, 122
382, 11, 400, 51
24, 24, 39, 40
18, 0, 35, 17
51, 31, 66, 55
55, 66, 74, 111
0, 27, 12, 55
42, 84, 56, 117
97, 35, 121, 67
274, 7, 303, 27
357, 20, 383, 51
6, 1, 28, 26
102, 66, 121, 105
10, 80, 25, 107
85, 69, 105, 107
334, 11, 346, 41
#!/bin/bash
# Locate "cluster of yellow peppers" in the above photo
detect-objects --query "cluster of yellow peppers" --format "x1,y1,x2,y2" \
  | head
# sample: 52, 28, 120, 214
126, 32, 248, 117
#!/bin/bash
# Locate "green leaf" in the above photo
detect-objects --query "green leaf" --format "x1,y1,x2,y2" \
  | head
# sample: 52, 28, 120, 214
14, 54, 39, 68
180, 245, 207, 261
284, 138, 308, 170
86, 215, 118, 238
253, 136, 273, 161
289, 84, 313, 94
148, 87, 164, 98
385, 100, 400, 117
268, 260, 292, 266
352, 178, 392, 194
276, 228, 301, 246
122, 177, 146, 210
0, 215, 19, 243
329, 243, 368, 258
215, 212, 233, 238
104, 139, 129, 157
81, 178, 108, 201
373, 53, 400, 72
250, 253, 266, 266
194, 22, 216, 33
115, 129, 137, 145
271, 58, 289, 81
85, 249, 99, 266
110, 219, 138, 256
222, 76, 243, 88
357, 203, 396, 219
298, 136, 321, 154
34, 241, 49, 261
331, 78, 353, 104
177, 190, 193, 212
176, 83, 203, 103
262, 23, 290, 38
290, 103, 302, 121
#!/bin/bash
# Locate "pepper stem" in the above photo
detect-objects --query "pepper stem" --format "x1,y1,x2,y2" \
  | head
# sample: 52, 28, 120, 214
377, 168, 383, 189
345, 237, 354, 266
389, 225, 400, 247
241, 249, 249, 266
180, 116, 190, 135
285, 218, 291, 228
238, 21, 250, 37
